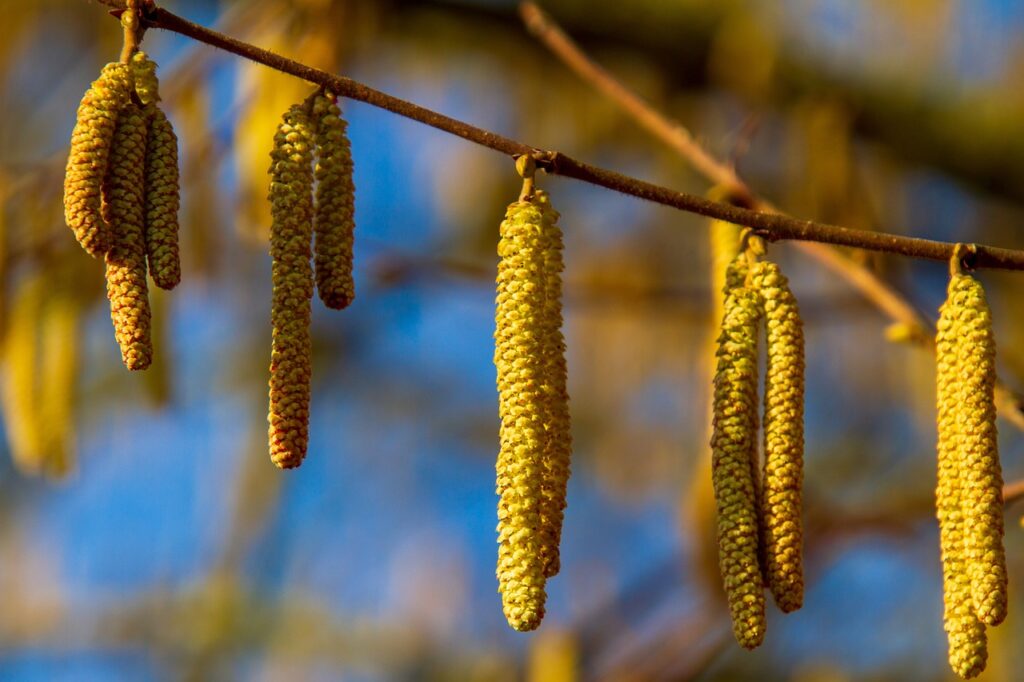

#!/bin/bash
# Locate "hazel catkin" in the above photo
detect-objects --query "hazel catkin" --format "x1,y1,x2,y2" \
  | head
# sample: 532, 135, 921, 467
104, 105, 153, 371
131, 51, 160, 106
312, 91, 356, 310
267, 104, 315, 469
64, 62, 132, 257
143, 106, 182, 290
947, 274, 1007, 627
534, 189, 572, 579
710, 254, 766, 650
494, 198, 552, 631
936, 277, 988, 679
749, 259, 805, 613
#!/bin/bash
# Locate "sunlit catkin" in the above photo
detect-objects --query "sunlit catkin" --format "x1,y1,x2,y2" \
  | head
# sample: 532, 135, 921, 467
63, 62, 132, 257
947, 274, 1007, 627
131, 52, 160, 106
39, 292, 80, 479
749, 260, 805, 613
710, 254, 766, 649
267, 104, 315, 469
143, 106, 181, 290
104, 106, 153, 371
1, 274, 46, 475
494, 198, 551, 631
936, 279, 988, 679
535, 189, 571, 579
312, 91, 356, 309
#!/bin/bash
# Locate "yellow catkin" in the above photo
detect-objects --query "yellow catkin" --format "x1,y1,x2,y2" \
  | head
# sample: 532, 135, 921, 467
267, 104, 315, 469
39, 292, 80, 479
1, 274, 46, 475
947, 274, 1007, 627
131, 52, 160, 106
936, 279, 988, 679
494, 198, 551, 631
312, 91, 356, 309
143, 106, 182, 290
749, 259, 805, 613
535, 189, 571, 579
104, 105, 153, 371
63, 62, 132, 257
710, 253, 766, 650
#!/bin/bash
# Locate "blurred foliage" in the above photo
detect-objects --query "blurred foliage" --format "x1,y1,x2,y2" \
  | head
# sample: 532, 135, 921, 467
0, 0, 1023, 680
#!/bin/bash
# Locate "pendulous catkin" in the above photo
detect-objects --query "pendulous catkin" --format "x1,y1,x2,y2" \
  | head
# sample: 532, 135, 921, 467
936, 283, 988, 679
64, 63, 132, 257
749, 260, 805, 613
312, 91, 357, 310
534, 189, 571, 579
494, 197, 552, 631
143, 106, 182, 290
946, 274, 1007, 627
104, 105, 153, 371
131, 51, 160, 106
710, 253, 766, 650
267, 104, 315, 469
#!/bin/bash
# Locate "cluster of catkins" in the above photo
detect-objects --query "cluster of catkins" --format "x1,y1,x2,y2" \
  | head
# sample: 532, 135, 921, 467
934, 252, 1007, 679
493, 159, 572, 631
710, 239, 806, 649
267, 91, 356, 469
63, 51, 180, 370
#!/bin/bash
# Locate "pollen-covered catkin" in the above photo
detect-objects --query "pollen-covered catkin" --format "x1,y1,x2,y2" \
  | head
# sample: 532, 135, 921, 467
710, 254, 766, 650
749, 260, 805, 613
131, 52, 160, 106
143, 106, 181, 290
948, 274, 1007, 627
312, 91, 356, 309
64, 63, 132, 257
534, 189, 571, 579
494, 199, 551, 631
267, 104, 315, 469
936, 281, 988, 679
104, 106, 153, 371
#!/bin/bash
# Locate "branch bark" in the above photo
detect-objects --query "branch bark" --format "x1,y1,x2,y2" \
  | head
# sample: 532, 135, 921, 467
86, 0, 1024, 270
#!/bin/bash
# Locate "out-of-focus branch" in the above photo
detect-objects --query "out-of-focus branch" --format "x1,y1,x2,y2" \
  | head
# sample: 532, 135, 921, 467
1004, 479, 1024, 508
519, 0, 1024, 433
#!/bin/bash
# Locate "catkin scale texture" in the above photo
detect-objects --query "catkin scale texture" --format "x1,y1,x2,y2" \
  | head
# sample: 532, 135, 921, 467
104, 106, 153, 371
936, 290, 988, 679
710, 256, 766, 650
312, 91, 356, 309
143, 106, 181, 290
494, 199, 552, 631
131, 52, 160, 105
64, 63, 132, 257
267, 105, 315, 469
948, 275, 1007, 627
534, 190, 571, 579
750, 260, 805, 613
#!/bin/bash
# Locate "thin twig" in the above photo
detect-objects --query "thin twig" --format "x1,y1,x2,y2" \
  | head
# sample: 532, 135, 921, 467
82, 0, 1024, 270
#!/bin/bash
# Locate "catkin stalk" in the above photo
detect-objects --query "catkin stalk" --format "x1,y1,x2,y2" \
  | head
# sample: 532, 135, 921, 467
104, 105, 153, 371
312, 91, 356, 309
750, 260, 805, 613
494, 199, 551, 631
267, 104, 315, 469
948, 275, 1007, 627
63, 63, 132, 257
710, 254, 766, 650
936, 277, 988, 679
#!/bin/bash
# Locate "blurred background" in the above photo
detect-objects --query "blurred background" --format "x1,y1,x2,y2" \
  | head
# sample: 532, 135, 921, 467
1, 0, 1023, 679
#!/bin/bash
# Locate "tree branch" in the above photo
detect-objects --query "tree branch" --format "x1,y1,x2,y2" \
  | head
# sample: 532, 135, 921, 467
85, 0, 1024, 270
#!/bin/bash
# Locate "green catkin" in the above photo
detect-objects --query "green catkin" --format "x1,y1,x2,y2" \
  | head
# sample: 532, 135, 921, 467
143, 106, 182, 290
936, 278, 988, 679
948, 274, 1007, 627
534, 189, 571, 579
312, 91, 356, 309
494, 198, 551, 631
104, 105, 153, 371
710, 253, 766, 650
749, 260, 805, 613
267, 104, 315, 469
63, 63, 132, 257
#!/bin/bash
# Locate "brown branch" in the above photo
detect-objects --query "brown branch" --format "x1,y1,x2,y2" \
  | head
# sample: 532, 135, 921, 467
1004, 479, 1024, 508
519, 0, 1024, 433
82, 0, 1024, 270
